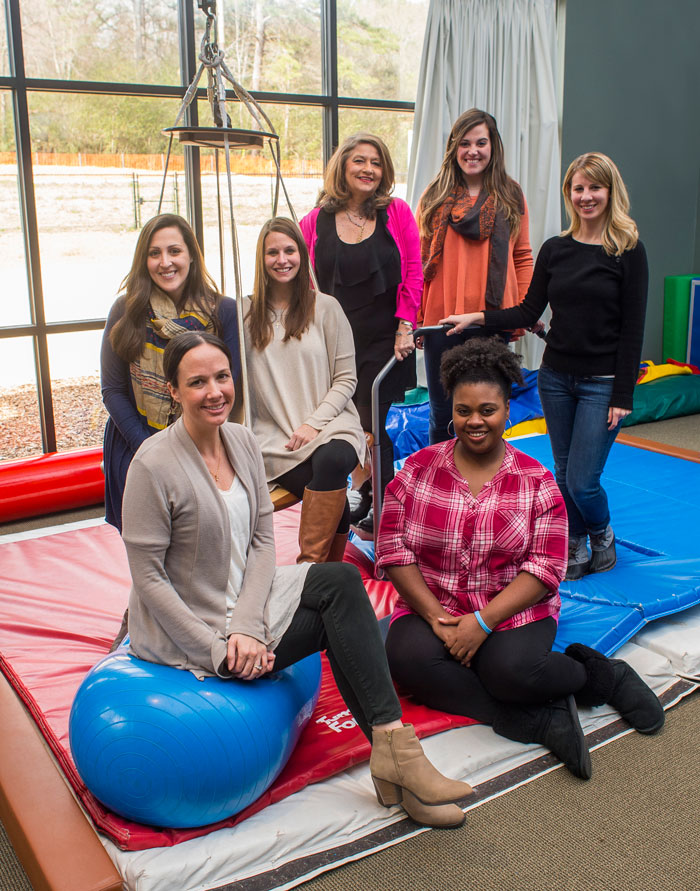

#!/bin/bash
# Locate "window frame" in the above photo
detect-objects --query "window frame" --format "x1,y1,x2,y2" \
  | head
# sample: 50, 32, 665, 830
1, 0, 416, 454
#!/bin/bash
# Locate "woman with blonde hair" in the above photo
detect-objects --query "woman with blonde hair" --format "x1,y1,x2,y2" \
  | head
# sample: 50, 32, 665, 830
244, 217, 366, 563
417, 108, 533, 445
300, 132, 422, 532
440, 152, 648, 580
101, 213, 239, 533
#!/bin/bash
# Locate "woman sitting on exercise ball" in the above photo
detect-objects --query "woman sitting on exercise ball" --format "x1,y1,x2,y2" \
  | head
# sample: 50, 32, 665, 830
121, 330, 472, 828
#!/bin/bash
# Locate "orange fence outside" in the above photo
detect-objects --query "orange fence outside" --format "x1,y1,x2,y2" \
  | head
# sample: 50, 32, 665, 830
0, 151, 322, 177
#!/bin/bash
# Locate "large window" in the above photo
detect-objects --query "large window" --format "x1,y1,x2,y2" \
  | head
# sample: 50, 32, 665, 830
0, 0, 428, 460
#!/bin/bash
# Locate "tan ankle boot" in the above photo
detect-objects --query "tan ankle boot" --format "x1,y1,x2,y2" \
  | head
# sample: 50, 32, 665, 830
296, 487, 348, 564
400, 790, 465, 828
326, 532, 348, 563
370, 723, 472, 806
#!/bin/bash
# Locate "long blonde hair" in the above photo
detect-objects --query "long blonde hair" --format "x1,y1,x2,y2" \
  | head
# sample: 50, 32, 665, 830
418, 109, 523, 240
247, 218, 315, 351
316, 132, 395, 218
561, 152, 638, 256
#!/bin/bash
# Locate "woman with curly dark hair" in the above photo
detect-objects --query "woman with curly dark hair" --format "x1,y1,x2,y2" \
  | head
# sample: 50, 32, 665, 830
376, 338, 663, 780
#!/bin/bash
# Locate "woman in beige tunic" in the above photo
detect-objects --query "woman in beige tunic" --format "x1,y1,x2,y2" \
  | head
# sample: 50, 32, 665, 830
244, 217, 366, 564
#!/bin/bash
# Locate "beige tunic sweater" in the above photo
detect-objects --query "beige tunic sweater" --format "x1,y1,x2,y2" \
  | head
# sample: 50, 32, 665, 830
243, 292, 366, 483
122, 419, 309, 678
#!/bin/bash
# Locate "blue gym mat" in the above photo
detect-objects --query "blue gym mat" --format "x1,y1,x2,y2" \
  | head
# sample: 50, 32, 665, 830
354, 434, 700, 656
515, 435, 700, 655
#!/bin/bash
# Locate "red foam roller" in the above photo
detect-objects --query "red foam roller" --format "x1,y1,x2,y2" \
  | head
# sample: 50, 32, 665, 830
0, 448, 104, 523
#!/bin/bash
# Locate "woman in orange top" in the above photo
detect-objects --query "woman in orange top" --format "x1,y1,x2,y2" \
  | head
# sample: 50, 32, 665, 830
417, 108, 533, 443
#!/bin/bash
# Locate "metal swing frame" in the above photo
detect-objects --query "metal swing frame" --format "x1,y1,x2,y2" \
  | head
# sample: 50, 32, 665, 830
156, 0, 314, 429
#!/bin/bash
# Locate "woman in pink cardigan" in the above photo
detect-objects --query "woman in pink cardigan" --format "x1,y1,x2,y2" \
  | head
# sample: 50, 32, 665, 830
300, 133, 423, 531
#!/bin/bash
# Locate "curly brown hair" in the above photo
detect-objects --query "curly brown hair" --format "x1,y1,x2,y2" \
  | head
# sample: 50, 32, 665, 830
440, 336, 523, 401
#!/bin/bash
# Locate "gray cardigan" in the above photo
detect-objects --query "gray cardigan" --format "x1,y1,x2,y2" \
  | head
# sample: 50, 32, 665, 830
122, 419, 306, 677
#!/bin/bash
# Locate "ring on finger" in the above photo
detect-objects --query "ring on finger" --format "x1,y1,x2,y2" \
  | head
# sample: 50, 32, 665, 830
254, 662, 263, 670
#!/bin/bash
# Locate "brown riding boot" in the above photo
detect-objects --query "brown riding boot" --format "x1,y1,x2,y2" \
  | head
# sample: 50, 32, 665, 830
369, 723, 472, 807
296, 487, 348, 564
326, 532, 348, 563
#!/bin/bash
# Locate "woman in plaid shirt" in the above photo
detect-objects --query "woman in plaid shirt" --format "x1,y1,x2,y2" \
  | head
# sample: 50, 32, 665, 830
377, 338, 663, 780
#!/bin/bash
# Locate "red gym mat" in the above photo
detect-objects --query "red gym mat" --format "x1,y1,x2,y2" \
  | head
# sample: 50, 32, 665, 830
0, 509, 473, 851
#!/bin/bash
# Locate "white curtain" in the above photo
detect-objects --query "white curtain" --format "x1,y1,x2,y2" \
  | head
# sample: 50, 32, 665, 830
407, 0, 561, 368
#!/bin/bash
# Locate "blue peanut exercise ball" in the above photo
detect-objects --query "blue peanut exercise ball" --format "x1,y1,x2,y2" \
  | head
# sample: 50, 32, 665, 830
69, 649, 322, 828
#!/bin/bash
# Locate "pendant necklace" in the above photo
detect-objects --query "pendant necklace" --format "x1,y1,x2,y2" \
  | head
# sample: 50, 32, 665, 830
345, 210, 367, 243
208, 443, 222, 485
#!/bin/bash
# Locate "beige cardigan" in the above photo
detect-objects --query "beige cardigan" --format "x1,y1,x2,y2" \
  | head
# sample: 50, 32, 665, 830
243, 292, 366, 483
122, 419, 307, 677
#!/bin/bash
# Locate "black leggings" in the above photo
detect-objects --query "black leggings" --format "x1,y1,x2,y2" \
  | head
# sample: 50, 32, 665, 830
385, 614, 586, 725
273, 440, 356, 534
273, 563, 402, 738
356, 401, 394, 497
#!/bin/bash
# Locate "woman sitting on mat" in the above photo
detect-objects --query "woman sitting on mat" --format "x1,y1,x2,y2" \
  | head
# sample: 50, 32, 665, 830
439, 153, 648, 580
101, 212, 240, 533
377, 338, 663, 780
244, 217, 366, 564
121, 330, 471, 828
300, 132, 421, 532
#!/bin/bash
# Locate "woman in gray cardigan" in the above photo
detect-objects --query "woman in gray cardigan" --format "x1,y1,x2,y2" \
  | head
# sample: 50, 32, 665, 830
121, 330, 472, 829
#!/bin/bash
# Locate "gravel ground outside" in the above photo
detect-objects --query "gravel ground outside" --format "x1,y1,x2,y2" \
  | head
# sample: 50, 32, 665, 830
0, 377, 107, 461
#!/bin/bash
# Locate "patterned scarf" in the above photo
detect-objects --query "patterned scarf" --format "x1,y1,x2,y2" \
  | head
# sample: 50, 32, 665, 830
129, 289, 215, 432
422, 185, 520, 309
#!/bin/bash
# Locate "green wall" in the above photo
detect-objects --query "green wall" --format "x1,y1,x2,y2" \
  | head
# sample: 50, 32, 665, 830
561, 0, 700, 360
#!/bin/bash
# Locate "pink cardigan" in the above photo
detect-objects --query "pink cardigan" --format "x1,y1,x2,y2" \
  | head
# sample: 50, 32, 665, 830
299, 198, 423, 324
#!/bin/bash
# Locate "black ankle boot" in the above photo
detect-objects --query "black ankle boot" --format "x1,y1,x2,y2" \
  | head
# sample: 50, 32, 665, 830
565, 643, 665, 734
493, 695, 592, 780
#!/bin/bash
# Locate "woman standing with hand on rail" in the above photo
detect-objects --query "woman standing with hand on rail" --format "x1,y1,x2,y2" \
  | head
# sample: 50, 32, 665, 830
417, 108, 533, 445
244, 217, 366, 564
122, 330, 473, 828
440, 153, 648, 580
300, 132, 422, 532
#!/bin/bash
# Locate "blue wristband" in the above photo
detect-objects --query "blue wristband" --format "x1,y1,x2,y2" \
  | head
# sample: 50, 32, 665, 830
474, 610, 492, 635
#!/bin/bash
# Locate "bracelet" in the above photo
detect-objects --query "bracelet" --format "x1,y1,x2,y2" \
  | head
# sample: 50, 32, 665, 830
398, 319, 413, 330
473, 610, 492, 634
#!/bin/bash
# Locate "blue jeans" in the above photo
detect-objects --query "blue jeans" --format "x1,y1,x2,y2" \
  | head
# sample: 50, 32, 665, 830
424, 326, 510, 444
537, 365, 622, 537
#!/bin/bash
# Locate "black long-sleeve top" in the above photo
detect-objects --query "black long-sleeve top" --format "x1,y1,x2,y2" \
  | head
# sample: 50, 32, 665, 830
484, 234, 648, 409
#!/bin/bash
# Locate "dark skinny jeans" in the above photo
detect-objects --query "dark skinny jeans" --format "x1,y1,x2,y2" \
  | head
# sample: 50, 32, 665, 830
385, 614, 586, 724
273, 563, 402, 738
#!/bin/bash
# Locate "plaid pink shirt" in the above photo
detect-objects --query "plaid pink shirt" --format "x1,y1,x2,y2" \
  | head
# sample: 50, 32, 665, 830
377, 440, 567, 630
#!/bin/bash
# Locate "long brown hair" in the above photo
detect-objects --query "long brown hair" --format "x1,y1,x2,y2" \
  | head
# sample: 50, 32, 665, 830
247, 218, 315, 351
110, 214, 223, 363
316, 132, 395, 218
418, 109, 523, 240
561, 152, 639, 256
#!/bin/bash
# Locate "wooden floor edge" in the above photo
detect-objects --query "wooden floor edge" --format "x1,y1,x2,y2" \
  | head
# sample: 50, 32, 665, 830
0, 673, 122, 891
616, 432, 700, 463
